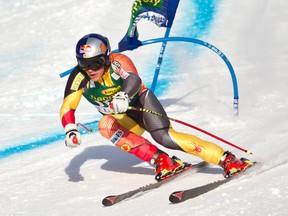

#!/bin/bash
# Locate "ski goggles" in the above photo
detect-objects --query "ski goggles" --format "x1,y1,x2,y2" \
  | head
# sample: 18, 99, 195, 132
77, 55, 106, 71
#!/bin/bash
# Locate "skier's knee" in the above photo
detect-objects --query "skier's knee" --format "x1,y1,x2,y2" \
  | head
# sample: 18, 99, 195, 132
98, 115, 119, 139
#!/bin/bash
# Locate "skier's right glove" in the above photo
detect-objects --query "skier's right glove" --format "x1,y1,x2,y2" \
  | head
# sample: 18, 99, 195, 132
64, 123, 81, 148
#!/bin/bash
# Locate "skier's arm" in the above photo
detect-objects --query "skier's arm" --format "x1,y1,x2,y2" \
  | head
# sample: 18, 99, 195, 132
60, 68, 88, 147
60, 89, 83, 126
109, 53, 144, 113
111, 53, 143, 98
60, 69, 87, 126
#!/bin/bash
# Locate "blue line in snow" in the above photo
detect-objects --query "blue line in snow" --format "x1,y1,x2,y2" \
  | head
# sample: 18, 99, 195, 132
0, 120, 99, 159
1, 1, 220, 159
0, 134, 65, 158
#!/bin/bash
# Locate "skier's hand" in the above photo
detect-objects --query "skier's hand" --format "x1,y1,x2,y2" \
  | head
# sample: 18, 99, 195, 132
64, 123, 81, 148
110, 91, 129, 113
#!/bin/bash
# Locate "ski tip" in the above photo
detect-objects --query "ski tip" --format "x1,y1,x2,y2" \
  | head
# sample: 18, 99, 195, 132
169, 191, 185, 204
102, 195, 117, 206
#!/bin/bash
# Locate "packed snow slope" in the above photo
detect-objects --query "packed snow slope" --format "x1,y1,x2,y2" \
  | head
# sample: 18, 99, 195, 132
0, 0, 288, 215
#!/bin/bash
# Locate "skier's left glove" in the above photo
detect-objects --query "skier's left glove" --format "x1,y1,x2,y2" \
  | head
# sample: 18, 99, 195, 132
64, 123, 81, 148
110, 91, 129, 113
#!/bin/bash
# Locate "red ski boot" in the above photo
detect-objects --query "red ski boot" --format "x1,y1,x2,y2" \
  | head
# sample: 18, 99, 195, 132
154, 153, 189, 181
220, 151, 253, 178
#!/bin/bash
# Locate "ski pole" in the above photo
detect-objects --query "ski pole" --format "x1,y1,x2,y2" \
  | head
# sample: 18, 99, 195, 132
76, 122, 94, 133
128, 106, 252, 155
68, 123, 94, 145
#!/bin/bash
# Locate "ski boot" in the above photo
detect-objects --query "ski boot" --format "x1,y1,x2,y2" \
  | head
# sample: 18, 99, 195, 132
154, 153, 190, 181
220, 151, 253, 178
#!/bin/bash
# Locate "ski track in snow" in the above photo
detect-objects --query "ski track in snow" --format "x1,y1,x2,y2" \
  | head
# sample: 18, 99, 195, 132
1, 0, 288, 215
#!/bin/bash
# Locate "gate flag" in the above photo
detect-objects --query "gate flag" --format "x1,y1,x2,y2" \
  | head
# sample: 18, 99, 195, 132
118, 0, 180, 52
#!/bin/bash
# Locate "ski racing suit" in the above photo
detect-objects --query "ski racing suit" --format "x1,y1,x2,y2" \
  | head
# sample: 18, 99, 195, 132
60, 53, 224, 164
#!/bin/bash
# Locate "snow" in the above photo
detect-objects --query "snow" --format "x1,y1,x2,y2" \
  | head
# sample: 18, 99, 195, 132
1, 0, 288, 215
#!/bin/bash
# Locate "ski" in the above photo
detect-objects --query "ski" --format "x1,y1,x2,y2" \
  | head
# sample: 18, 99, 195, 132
169, 162, 257, 204
102, 161, 208, 206
169, 178, 232, 203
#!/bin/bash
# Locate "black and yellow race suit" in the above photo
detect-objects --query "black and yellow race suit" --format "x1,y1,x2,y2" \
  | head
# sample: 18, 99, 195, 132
60, 53, 224, 164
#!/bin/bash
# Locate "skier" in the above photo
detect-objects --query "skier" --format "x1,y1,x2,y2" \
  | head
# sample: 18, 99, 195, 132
60, 33, 253, 181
